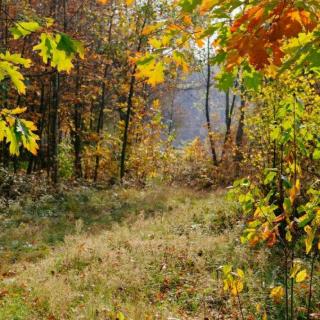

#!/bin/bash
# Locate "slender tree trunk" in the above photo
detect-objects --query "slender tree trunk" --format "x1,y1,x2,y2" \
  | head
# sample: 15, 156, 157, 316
94, 65, 108, 182
28, 83, 46, 173
119, 14, 148, 181
234, 98, 245, 176
168, 93, 175, 136
72, 64, 83, 179
37, 83, 47, 171
120, 67, 137, 181
50, 73, 60, 184
221, 90, 236, 161
204, 38, 218, 166
73, 104, 82, 178
93, 10, 114, 181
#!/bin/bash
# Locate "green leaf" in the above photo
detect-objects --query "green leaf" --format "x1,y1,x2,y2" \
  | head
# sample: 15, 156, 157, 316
136, 54, 155, 66
179, 0, 201, 12
10, 21, 40, 39
51, 49, 74, 73
34, 33, 83, 73
216, 72, 234, 91
264, 171, 277, 185
211, 52, 227, 65
243, 70, 262, 91
313, 148, 320, 160
6, 126, 19, 156
0, 51, 32, 94
57, 33, 84, 58
0, 52, 31, 68
297, 212, 315, 228
0, 61, 26, 94
33, 33, 54, 64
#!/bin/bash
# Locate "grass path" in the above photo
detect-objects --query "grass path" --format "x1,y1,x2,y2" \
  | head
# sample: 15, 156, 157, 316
0, 187, 281, 319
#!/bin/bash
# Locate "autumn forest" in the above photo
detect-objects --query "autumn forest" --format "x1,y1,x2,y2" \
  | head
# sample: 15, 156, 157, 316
0, 0, 319, 319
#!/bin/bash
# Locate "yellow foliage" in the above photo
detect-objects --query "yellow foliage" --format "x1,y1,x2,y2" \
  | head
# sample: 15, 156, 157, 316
270, 286, 284, 303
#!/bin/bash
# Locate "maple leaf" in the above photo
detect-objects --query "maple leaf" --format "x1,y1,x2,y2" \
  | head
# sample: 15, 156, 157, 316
247, 6, 265, 32
271, 44, 285, 66
173, 51, 189, 73
231, 5, 265, 33
136, 56, 165, 87
248, 39, 269, 70
226, 1, 318, 70
147, 62, 165, 86
199, 0, 219, 15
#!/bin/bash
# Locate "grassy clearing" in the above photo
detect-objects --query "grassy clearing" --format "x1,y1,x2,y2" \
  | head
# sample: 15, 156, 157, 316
0, 186, 171, 273
0, 187, 318, 319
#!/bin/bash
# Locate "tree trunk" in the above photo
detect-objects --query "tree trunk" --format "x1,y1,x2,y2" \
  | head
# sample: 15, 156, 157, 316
120, 67, 137, 181
204, 38, 218, 166
50, 73, 60, 184
119, 14, 148, 181
72, 64, 83, 179
234, 98, 246, 176
221, 90, 236, 161
94, 65, 108, 182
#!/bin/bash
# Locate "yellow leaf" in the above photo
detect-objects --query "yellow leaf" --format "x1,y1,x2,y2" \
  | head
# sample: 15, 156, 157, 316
126, 0, 134, 5
10, 107, 27, 115
162, 35, 171, 47
45, 18, 54, 28
270, 286, 284, 303
0, 120, 7, 141
237, 268, 245, 279
304, 225, 314, 254
6, 126, 19, 156
148, 62, 164, 86
295, 269, 308, 283
290, 262, 301, 278
173, 51, 189, 73
315, 209, 320, 225
182, 15, 192, 25
149, 38, 162, 49
231, 280, 244, 296
289, 186, 296, 204
152, 99, 160, 108
286, 230, 292, 242
142, 23, 163, 36
196, 38, 204, 48
136, 59, 165, 87
256, 303, 262, 313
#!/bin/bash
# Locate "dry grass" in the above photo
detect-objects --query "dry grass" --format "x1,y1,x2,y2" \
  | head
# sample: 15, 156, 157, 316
0, 187, 317, 319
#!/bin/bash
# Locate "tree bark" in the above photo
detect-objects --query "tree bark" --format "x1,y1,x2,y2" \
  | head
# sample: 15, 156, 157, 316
221, 90, 236, 161
234, 98, 246, 176
204, 38, 218, 166
50, 73, 60, 184
94, 65, 108, 182
72, 64, 83, 179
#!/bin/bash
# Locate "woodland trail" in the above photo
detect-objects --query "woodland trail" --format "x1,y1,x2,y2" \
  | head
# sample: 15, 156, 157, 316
0, 187, 251, 320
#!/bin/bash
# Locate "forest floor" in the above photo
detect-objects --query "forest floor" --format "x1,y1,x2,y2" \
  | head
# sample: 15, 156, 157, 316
0, 186, 315, 319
